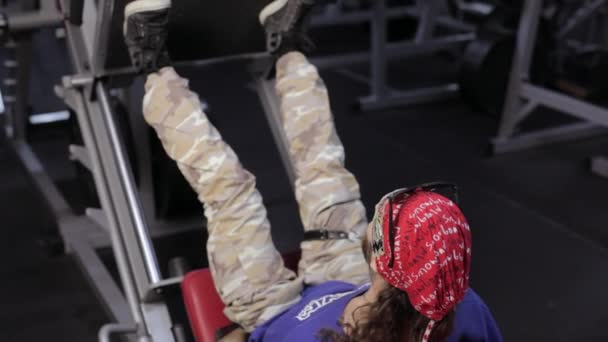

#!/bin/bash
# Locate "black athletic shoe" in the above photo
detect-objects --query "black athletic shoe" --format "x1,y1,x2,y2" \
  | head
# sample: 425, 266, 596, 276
123, 0, 171, 74
259, 0, 316, 56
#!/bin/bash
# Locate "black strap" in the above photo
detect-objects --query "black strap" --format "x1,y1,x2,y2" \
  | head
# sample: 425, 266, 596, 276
303, 229, 351, 241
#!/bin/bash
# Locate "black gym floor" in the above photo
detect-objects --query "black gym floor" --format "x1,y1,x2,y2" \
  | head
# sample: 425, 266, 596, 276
1, 29, 607, 342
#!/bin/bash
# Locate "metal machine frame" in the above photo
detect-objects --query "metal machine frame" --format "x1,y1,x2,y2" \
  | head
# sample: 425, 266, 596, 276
310, 0, 476, 111
2, 0, 297, 340
3, 1, 193, 341
494, 0, 608, 177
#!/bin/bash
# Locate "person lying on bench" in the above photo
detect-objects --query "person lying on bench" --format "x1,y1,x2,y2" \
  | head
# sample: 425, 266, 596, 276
123, 0, 502, 341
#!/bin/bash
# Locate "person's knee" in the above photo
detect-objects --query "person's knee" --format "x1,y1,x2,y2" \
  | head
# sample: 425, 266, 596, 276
220, 274, 303, 331
300, 239, 369, 286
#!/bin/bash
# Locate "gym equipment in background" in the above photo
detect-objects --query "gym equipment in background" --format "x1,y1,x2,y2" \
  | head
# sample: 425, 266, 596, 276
1, 0, 276, 341
492, 0, 608, 178
310, 0, 477, 111
458, 0, 608, 119
458, 0, 553, 118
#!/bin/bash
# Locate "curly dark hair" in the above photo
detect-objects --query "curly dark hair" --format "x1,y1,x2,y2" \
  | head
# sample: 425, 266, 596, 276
317, 285, 455, 342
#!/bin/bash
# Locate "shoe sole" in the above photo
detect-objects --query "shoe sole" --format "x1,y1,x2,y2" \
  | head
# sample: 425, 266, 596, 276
123, 0, 171, 36
259, 0, 288, 25
125, 0, 171, 17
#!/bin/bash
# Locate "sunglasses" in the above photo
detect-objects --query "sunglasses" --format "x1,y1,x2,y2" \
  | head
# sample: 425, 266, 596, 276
382, 182, 460, 268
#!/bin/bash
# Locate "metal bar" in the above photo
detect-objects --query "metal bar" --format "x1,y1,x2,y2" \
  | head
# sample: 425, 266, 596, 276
334, 68, 372, 86
492, 122, 606, 154
139, 303, 173, 342
96, 83, 162, 285
61, 9, 146, 321
92, 0, 115, 75
315, 0, 473, 111
497, 0, 544, 139
6, 11, 63, 32
12, 141, 72, 218
311, 51, 369, 70
359, 83, 459, 111
94, 52, 269, 79
69, 144, 92, 171
403, 6, 474, 32
433, 14, 475, 32
61, 0, 91, 73
521, 84, 608, 128
98, 323, 138, 342
40, 0, 57, 11
385, 32, 474, 59
57, 2, 175, 340
93, 28, 471, 79
369, 0, 388, 98
149, 276, 183, 291
10, 38, 32, 142
121, 85, 157, 223
6, 5, 144, 329
69, 233, 136, 327
415, 0, 439, 43
150, 217, 202, 237
513, 100, 538, 126
310, 4, 473, 31
498, 100, 539, 138
255, 78, 296, 188
80, 0, 98, 64
558, 0, 607, 39
310, 5, 413, 27
86, 208, 110, 232
80, 83, 176, 339
591, 157, 608, 178
91, 88, 176, 342
3, 41, 18, 139
311, 31, 472, 70
513, 0, 543, 84
79, 216, 201, 249
67, 85, 148, 330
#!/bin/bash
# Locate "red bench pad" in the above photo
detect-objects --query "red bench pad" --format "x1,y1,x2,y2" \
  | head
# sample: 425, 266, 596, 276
182, 269, 232, 342
182, 251, 301, 342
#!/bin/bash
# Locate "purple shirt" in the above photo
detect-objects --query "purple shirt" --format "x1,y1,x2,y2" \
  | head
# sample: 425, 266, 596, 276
249, 281, 502, 342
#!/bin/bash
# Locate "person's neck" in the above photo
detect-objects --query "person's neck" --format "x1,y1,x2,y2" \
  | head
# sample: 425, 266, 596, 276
341, 277, 386, 333
363, 277, 386, 301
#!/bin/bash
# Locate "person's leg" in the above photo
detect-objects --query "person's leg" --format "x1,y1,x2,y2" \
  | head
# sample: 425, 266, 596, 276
142, 68, 302, 331
275, 52, 370, 286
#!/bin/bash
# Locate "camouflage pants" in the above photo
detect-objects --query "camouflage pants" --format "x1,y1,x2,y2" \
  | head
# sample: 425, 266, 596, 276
143, 52, 369, 331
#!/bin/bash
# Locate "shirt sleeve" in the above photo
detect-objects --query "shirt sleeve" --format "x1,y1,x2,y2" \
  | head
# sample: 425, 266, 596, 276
450, 290, 503, 342
479, 302, 503, 342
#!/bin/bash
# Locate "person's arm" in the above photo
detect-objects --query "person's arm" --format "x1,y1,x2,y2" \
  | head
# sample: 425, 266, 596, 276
452, 290, 503, 342
481, 304, 503, 342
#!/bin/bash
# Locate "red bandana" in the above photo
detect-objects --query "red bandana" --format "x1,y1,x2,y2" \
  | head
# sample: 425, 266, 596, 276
371, 190, 472, 322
